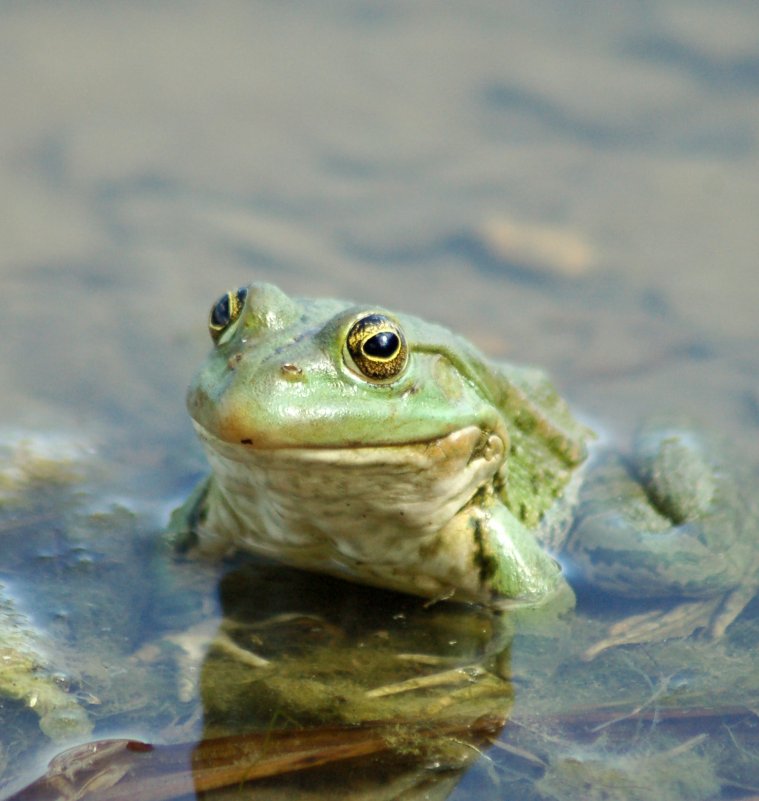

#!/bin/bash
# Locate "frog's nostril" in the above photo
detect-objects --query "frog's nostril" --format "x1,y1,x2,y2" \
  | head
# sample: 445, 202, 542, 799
280, 362, 304, 381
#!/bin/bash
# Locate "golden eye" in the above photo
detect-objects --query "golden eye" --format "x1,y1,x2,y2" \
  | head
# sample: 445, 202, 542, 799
345, 314, 408, 381
209, 287, 248, 343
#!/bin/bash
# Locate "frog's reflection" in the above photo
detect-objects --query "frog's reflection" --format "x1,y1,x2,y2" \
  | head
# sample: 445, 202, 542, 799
191, 558, 513, 800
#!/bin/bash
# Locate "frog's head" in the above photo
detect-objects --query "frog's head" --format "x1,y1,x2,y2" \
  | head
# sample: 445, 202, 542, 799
188, 283, 508, 452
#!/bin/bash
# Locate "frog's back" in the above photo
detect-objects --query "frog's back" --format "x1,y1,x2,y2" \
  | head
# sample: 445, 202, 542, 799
455, 348, 592, 532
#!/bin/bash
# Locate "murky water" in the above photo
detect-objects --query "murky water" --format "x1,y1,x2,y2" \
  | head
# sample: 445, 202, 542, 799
1, 3, 759, 799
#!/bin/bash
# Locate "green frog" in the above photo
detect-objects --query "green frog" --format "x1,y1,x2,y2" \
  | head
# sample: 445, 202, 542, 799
180, 283, 759, 652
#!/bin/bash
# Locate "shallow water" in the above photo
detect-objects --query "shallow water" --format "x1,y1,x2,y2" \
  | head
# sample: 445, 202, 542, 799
1, 2, 759, 800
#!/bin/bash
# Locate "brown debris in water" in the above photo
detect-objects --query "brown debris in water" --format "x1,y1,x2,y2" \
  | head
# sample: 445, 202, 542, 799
6, 715, 505, 801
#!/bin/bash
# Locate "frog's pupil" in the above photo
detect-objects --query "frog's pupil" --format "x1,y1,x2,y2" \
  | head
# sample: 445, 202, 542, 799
364, 331, 399, 359
211, 295, 231, 327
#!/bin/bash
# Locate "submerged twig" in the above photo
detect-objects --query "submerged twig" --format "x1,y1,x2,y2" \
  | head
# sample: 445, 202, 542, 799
7, 715, 505, 801
365, 664, 486, 697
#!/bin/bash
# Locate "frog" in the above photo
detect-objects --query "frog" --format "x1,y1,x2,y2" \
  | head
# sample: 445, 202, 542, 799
178, 282, 759, 654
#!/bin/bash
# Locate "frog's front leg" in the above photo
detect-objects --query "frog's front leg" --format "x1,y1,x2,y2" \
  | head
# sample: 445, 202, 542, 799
568, 422, 759, 657
439, 491, 570, 607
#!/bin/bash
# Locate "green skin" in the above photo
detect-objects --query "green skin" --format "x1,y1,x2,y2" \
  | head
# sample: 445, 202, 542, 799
184, 283, 759, 642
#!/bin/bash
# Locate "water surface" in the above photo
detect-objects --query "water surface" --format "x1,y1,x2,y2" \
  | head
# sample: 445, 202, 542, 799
1, 3, 759, 800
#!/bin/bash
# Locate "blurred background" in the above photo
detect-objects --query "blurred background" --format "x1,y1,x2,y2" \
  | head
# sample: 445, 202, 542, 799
2, 5, 759, 798
1, 0, 758, 478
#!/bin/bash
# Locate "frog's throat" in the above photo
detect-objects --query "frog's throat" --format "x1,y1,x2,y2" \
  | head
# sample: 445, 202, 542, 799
192, 422, 506, 557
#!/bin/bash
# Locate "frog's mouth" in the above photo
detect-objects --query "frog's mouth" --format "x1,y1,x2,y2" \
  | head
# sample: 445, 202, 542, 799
193, 422, 507, 556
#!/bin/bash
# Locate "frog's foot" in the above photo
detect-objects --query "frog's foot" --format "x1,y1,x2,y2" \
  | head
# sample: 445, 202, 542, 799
584, 580, 759, 660
570, 422, 759, 658
582, 598, 721, 660
707, 581, 759, 638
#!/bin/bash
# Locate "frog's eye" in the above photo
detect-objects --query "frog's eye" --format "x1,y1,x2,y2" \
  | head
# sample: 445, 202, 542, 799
345, 314, 408, 381
209, 287, 248, 344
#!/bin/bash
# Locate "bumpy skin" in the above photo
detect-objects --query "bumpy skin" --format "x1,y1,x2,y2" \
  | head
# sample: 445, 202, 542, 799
183, 283, 759, 634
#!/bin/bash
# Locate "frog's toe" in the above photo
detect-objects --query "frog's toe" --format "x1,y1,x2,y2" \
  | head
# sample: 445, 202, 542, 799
706, 582, 759, 639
